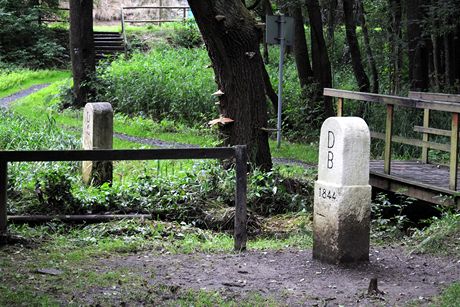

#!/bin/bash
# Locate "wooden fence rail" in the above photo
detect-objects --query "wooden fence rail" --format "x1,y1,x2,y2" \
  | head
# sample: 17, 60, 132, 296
0, 146, 248, 250
324, 88, 460, 191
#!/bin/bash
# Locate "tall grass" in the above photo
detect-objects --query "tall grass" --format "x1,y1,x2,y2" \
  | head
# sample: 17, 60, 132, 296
98, 47, 216, 125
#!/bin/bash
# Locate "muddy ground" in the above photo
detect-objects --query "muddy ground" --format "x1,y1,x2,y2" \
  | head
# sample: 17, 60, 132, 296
94, 246, 460, 306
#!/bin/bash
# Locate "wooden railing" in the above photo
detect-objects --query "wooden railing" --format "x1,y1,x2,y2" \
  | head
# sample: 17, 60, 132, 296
324, 88, 460, 190
0, 147, 248, 250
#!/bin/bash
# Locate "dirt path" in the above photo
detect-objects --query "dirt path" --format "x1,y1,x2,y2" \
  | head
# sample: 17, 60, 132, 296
0, 83, 50, 109
100, 246, 460, 306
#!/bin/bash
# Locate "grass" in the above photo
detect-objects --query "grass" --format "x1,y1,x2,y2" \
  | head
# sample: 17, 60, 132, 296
0, 69, 69, 99
11, 78, 319, 164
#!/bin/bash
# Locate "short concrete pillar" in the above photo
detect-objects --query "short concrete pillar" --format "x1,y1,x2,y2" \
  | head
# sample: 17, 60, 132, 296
313, 117, 371, 264
82, 102, 113, 186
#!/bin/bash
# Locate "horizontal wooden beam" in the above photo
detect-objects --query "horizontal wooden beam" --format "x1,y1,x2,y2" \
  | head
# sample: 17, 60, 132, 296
124, 19, 183, 23
0, 148, 235, 162
409, 91, 460, 103
371, 131, 450, 152
323, 88, 460, 113
413, 126, 453, 137
123, 6, 189, 9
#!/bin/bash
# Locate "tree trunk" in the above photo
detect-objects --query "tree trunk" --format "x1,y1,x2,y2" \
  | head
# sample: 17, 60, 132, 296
454, 25, 460, 85
406, 0, 429, 91
389, 0, 403, 94
291, 4, 314, 88
187, 0, 272, 171
69, 0, 95, 108
342, 0, 370, 92
305, 0, 334, 117
261, 0, 273, 64
357, 0, 379, 93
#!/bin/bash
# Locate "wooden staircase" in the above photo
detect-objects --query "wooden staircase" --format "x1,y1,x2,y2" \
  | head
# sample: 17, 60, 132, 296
93, 31, 125, 60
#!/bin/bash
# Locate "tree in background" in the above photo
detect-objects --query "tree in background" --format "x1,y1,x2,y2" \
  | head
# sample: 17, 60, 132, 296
187, 0, 272, 170
69, 0, 95, 107
0, 0, 67, 68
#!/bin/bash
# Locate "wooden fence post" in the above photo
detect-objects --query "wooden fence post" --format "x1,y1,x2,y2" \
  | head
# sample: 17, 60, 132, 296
234, 145, 247, 251
421, 109, 430, 163
384, 104, 394, 174
450, 113, 459, 190
337, 98, 343, 117
0, 160, 7, 245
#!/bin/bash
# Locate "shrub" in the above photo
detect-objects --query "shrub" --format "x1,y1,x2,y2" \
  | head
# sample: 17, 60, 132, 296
169, 19, 203, 48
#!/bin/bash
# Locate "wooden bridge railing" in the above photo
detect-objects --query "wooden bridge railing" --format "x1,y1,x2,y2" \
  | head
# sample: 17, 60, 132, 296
0, 147, 248, 250
324, 88, 460, 191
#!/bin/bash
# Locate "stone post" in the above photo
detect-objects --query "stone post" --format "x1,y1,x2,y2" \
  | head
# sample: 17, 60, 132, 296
82, 102, 113, 185
313, 117, 371, 264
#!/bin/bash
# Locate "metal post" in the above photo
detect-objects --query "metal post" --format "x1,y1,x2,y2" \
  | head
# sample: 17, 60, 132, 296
277, 15, 286, 149
234, 145, 247, 251
0, 160, 7, 245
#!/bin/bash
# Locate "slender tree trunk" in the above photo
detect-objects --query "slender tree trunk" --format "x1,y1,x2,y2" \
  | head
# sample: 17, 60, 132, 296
327, 0, 338, 43
291, 4, 314, 88
305, 0, 334, 117
261, 0, 273, 64
69, 0, 95, 108
357, 0, 379, 93
406, 0, 429, 91
454, 25, 460, 84
342, 0, 370, 92
432, 35, 440, 90
389, 0, 402, 94
187, 0, 272, 171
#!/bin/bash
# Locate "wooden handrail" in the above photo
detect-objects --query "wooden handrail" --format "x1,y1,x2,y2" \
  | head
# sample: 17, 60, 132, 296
325, 88, 460, 190
324, 88, 460, 113
0, 146, 247, 250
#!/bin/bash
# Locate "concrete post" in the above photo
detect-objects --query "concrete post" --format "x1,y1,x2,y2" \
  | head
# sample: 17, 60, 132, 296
82, 102, 113, 186
313, 117, 371, 264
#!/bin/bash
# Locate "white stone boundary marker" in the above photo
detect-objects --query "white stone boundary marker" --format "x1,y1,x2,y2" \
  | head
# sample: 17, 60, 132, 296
313, 117, 371, 264
82, 103, 113, 185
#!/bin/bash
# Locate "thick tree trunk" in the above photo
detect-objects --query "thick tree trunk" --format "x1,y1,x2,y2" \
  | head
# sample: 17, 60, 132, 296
305, 0, 334, 117
406, 0, 429, 91
291, 5, 314, 89
187, 0, 272, 171
69, 0, 95, 108
342, 0, 370, 92
357, 0, 379, 93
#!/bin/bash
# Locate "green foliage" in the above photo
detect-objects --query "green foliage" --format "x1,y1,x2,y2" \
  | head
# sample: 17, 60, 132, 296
408, 211, 460, 257
0, 0, 68, 68
371, 192, 414, 242
169, 19, 203, 48
97, 47, 216, 125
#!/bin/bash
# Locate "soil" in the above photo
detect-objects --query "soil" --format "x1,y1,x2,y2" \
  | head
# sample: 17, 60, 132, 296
101, 246, 460, 306
0, 84, 50, 109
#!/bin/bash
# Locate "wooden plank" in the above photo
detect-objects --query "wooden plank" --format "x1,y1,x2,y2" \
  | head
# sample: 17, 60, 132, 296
337, 97, 343, 117
234, 145, 247, 251
323, 88, 460, 113
370, 132, 450, 152
0, 148, 235, 162
384, 104, 394, 174
123, 6, 190, 9
0, 161, 6, 245
409, 91, 460, 103
125, 19, 183, 23
421, 109, 430, 163
450, 113, 459, 190
414, 126, 451, 137
8, 214, 152, 223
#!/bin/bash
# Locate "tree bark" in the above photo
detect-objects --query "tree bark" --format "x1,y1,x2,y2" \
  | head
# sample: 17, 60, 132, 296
357, 0, 379, 93
69, 0, 95, 108
291, 4, 314, 89
342, 0, 370, 92
187, 0, 272, 171
406, 0, 430, 91
305, 0, 334, 117
389, 0, 403, 94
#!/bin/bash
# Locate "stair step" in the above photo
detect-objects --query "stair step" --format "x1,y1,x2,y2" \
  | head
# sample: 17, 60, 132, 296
95, 41, 124, 46
95, 46, 125, 51
94, 31, 121, 35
